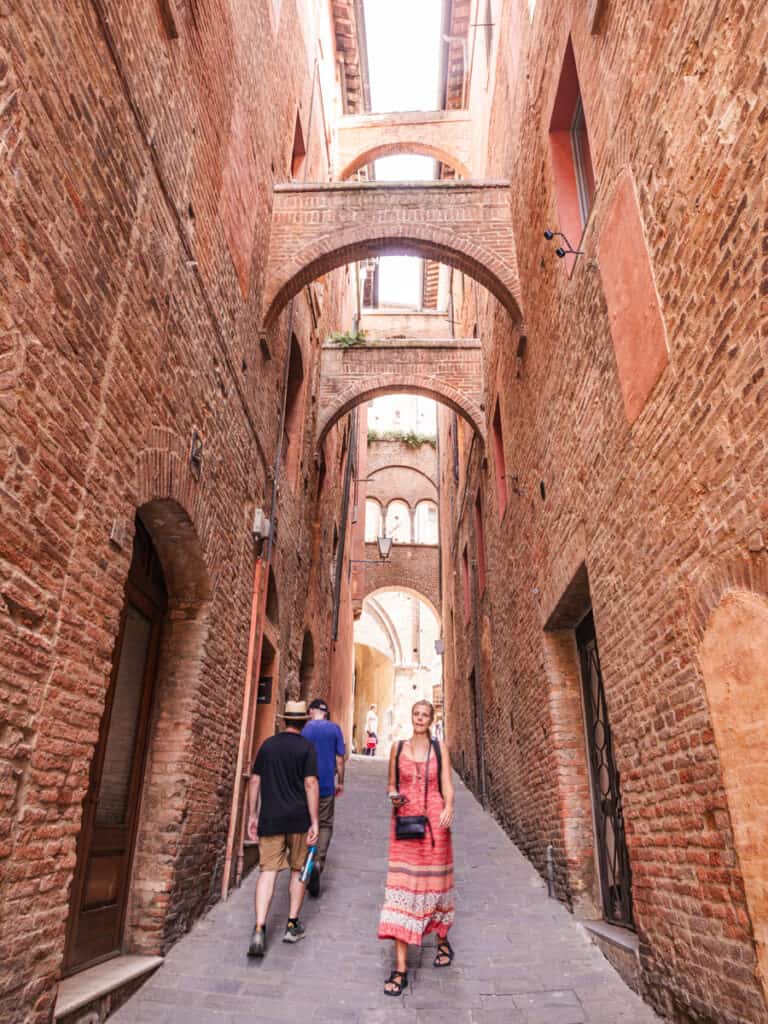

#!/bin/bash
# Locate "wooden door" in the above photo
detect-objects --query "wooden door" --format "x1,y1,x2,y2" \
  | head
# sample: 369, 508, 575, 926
64, 521, 166, 974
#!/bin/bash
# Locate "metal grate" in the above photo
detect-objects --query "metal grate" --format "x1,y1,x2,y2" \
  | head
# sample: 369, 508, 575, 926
577, 612, 635, 929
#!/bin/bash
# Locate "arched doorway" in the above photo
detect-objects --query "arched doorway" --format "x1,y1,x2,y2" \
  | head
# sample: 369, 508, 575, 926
63, 517, 167, 974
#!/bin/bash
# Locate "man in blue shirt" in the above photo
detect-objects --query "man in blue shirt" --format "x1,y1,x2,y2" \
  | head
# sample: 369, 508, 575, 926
301, 699, 346, 897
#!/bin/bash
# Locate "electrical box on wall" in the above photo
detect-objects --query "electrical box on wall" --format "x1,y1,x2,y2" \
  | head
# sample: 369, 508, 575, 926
252, 508, 271, 541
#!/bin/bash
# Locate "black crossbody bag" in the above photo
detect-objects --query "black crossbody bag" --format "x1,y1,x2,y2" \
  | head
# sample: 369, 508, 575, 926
394, 741, 435, 846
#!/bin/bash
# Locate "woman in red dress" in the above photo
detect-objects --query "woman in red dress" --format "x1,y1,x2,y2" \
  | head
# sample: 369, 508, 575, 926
378, 700, 455, 996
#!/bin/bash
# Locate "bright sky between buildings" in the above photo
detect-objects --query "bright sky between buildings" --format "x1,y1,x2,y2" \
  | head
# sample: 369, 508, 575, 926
363, 0, 443, 307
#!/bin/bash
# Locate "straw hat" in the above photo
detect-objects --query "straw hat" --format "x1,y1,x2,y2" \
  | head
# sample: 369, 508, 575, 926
279, 700, 309, 722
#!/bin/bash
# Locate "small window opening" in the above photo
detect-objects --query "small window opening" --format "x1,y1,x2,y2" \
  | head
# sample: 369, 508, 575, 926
474, 492, 487, 594
462, 545, 471, 623
291, 113, 306, 180
548, 38, 597, 271
571, 97, 596, 228
492, 399, 507, 518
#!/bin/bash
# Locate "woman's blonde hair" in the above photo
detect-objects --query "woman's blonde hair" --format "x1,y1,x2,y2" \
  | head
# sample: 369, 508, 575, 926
412, 699, 435, 724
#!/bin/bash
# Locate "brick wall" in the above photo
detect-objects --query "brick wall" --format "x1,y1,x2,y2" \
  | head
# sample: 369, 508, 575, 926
439, 1, 768, 1022
0, 1, 355, 1019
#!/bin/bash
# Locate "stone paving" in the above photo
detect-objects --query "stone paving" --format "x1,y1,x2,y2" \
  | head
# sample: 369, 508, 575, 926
112, 757, 661, 1024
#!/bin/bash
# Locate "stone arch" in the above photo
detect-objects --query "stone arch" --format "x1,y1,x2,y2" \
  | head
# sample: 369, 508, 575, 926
699, 589, 768, 1009
368, 464, 437, 489
364, 585, 440, 625
339, 143, 470, 181
319, 377, 485, 447
264, 224, 522, 329
364, 595, 403, 664
125, 496, 212, 954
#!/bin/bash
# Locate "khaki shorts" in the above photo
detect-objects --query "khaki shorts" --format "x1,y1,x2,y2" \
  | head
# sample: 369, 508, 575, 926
258, 832, 308, 872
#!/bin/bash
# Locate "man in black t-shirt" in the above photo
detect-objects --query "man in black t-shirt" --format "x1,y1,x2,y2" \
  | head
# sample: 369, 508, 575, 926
246, 700, 319, 957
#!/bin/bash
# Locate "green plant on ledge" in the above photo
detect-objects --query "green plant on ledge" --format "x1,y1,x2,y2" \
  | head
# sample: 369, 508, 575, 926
367, 429, 436, 449
326, 329, 367, 347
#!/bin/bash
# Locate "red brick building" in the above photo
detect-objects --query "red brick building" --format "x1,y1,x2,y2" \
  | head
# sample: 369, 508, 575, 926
1, 1, 766, 1023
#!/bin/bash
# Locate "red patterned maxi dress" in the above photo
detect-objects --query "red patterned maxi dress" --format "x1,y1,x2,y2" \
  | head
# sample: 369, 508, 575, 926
378, 750, 454, 945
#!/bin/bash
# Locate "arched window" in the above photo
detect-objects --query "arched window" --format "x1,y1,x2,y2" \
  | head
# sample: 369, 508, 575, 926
365, 499, 382, 542
414, 500, 438, 544
386, 500, 411, 543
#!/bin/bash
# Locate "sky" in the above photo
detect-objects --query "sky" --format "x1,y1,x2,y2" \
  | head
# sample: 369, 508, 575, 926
362, 0, 443, 306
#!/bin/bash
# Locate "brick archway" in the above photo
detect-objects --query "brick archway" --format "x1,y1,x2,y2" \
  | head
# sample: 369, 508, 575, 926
339, 143, 470, 180
335, 110, 472, 182
264, 182, 521, 328
364, 581, 440, 625
317, 375, 485, 447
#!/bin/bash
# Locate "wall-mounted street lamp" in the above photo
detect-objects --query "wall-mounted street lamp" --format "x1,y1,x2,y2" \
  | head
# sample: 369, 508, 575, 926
543, 229, 584, 258
348, 532, 393, 580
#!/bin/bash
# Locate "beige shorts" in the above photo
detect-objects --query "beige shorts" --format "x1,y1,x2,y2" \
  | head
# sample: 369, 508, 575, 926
258, 832, 308, 872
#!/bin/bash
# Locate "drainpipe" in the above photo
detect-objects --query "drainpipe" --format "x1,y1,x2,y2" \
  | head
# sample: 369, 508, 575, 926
332, 409, 357, 640
222, 57, 320, 899
469, 542, 487, 805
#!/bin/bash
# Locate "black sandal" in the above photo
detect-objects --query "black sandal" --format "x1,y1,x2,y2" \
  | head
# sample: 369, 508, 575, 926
433, 940, 454, 967
384, 969, 408, 996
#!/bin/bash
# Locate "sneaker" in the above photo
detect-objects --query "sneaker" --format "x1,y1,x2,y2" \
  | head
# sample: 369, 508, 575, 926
308, 864, 321, 898
247, 925, 266, 957
282, 919, 306, 943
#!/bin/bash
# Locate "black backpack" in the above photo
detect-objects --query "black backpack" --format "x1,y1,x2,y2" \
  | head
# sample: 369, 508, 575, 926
395, 739, 444, 799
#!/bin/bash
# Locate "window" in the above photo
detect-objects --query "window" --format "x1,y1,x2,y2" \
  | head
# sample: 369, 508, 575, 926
474, 492, 486, 594
483, 0, 493, 71
462, 546, 471, 623
492, 399, 507, 518
415, 501, 438, 544
291, 112, 306, 180
571, 97, 596, 228
549, 39, 596, 272
386, 500, 411, 543
364, 499, 382, 542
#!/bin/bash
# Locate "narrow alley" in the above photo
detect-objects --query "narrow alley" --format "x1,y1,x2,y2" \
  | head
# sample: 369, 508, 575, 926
110, 758, 658, 1024
3, 1, 767, 1023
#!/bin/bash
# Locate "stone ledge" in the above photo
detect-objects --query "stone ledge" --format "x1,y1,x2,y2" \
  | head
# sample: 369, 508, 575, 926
581, 920, 639, 954
322, 339, 480, 349
274, 179, 511, 193
338, 109, 471, 127
54, 955, 163, 1021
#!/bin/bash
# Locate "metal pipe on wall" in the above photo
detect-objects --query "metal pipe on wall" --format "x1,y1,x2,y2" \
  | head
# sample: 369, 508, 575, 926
222, 56, 320, 898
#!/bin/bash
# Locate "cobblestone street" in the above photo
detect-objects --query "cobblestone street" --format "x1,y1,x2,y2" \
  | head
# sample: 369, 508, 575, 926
112, 757, 659, 1024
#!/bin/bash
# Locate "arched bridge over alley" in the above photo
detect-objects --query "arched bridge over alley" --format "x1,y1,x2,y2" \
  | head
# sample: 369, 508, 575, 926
317, 338, 485, 444
335, 110, 472, 180
354, 542, 440, 619
263, 180, 521, 328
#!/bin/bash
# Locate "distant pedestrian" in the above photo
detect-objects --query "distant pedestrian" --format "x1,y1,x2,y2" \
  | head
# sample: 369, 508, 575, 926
365, 704, 378, 756
246, 701, 319, 957
379, 700, 455, 996
301, 698, 346, 897
366, 703, 378, 737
